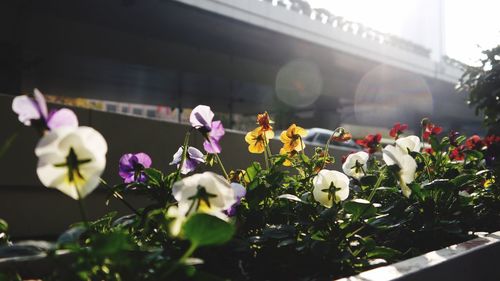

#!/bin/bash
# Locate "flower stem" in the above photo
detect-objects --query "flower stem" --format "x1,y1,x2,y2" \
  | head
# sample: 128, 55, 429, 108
163, 242, 198, 278
75, 184, 89, 228
263, 148, 270, 170
368, 169, 385, 202
176, 130, 192, 181
299, 136, 305, 155
322, 137, 332, 169
263, 135, 273, 168
99, 178, 140, 216
214, 153, 229, 179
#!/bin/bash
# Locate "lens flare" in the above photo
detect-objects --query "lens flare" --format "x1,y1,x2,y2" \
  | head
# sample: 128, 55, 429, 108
275, 59, 323, 108
354, 65, 433, 126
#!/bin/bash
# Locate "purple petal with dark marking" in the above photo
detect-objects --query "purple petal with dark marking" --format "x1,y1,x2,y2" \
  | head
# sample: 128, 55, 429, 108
119, 152, 152, 183
134, 153, 152, 168
189, 105, 214, 130
170, 146, 205, 174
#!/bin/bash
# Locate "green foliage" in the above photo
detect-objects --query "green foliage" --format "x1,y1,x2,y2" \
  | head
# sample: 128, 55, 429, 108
183, 214, 235, 247
458, 45, 500, 132
2, 121, 499, 281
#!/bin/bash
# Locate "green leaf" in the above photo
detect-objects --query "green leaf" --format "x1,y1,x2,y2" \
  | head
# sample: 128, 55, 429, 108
367, 246, 401, 259
450, 174, 477, 187
0, 133, 17, 160
344, 199, 377, 220
0, 219, 8, 233
92, 232, 133, 256
299, 153, 310, 164
277, 238, 295, 248
455, 135, 467, 145
246, 162, 261, 182
360, 175, 378, 187
263, 225, 295, 239
422, 179, 451, 190
205, 153, 216, 167
464, 150, 483, 160
183, 214, 235, 247
429, 136, 440, 151
144, 168, 163, 185
57, 226, 86, 245
440, 136, 450, 146
277, 194, 307, 203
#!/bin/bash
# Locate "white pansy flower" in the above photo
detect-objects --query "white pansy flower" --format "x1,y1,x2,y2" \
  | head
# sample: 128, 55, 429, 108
342, 151, 369, 180
395, 135, 421, 154
382, 144, 417, 198
172, 172, 236, 216
166, 205, 187, 236
35, 126, 107, 200
312, 170, 350, 208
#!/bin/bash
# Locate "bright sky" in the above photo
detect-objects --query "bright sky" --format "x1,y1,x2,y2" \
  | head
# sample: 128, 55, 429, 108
307, 0, 500, 65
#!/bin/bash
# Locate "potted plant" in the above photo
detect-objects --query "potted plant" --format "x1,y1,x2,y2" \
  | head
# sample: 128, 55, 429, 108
1, 90, 499, 280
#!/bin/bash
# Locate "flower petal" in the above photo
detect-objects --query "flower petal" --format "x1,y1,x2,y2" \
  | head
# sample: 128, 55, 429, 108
342, 151, 369, 180
382, 145, 399, 166
135, 152, 152, 168
169, 147, 184, 165
209, 121, 225, 142
396, 135, 420, 154
203, 139, 222, 154
35, 126, 107, 200
33, 89, 48, 119
12, 95, 41, 126
189, 105, 214, 129
231, 182, 246, 199
312, 170, 350, 207
47, 108, 79, 130
187, 147, 205, 163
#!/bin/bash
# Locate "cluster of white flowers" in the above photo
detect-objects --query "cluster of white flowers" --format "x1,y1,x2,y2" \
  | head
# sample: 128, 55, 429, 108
312, 135, 421, 206
382, 136, 419, 198
168, 172, 241, 235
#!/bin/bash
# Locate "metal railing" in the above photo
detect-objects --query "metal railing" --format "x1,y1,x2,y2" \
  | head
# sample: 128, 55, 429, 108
258, 0, 432, 57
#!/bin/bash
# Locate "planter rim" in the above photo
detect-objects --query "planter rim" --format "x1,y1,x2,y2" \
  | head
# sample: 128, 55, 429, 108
336, 231, 500, 281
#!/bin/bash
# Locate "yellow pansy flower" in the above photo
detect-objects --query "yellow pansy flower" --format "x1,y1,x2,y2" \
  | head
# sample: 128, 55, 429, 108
245, 127, 275, 154
280, 147, 297, 166
280, 124, 307, 153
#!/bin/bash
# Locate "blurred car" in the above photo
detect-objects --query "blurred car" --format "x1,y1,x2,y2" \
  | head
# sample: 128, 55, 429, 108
303, 128, 362, 150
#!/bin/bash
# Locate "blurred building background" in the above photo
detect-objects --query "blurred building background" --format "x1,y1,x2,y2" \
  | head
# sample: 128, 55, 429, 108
0, 0, 483, 136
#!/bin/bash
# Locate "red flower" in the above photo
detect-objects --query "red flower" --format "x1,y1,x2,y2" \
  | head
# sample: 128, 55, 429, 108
423, 147, 434, 154
389, 122, 408, 139
465, 135, 484, 151
356, 133, 382, 154
450, 146, 465, 161
423, 122, 442, 141
484, 135, 500, 147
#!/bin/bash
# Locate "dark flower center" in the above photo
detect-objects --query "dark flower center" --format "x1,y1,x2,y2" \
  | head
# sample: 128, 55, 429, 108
54, 147, 91, 184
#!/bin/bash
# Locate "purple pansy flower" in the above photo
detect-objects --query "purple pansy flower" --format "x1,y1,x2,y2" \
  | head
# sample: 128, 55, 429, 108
170, 146, 205, 174
189, 105, 225, 154
119, 153, 152, 183
225, 183, 246, 216
12, 88, 78, 130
